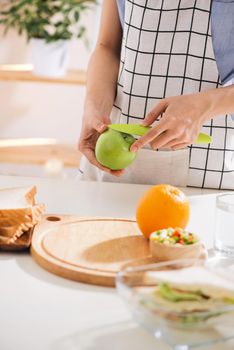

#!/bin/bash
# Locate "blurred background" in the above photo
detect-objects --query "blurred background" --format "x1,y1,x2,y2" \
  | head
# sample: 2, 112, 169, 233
0, 0, 101, 178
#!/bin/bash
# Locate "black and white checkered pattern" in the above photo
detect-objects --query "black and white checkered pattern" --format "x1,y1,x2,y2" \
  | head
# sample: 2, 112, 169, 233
113, 0, 234, 190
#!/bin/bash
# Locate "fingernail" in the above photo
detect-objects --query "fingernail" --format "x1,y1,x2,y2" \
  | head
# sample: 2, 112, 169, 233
131, 145, 138, 152
100, 125, 106, 132
97, 122, 106, 132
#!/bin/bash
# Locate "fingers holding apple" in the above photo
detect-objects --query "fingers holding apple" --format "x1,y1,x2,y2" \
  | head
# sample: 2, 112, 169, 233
95, 129, 137, 170
79, 114, 125, 176
80, 140, 124, 177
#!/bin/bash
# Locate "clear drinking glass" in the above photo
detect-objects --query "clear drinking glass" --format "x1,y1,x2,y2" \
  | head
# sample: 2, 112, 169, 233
214, 194, 234, 257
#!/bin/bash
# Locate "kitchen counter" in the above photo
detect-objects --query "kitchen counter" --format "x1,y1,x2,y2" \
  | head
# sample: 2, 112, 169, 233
0, 175, 232, 350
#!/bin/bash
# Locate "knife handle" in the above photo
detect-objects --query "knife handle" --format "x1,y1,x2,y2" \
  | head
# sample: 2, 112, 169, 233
136, 126, 212, 144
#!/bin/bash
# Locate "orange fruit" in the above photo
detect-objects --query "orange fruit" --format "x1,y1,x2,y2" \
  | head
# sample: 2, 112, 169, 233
136, 184, 190, 238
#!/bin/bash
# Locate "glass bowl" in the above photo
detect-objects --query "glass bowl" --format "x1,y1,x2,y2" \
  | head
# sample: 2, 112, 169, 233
116, 258, 234, 349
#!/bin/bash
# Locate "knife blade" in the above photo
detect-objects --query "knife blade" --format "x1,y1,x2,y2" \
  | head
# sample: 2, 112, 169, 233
109, 124, 212, 144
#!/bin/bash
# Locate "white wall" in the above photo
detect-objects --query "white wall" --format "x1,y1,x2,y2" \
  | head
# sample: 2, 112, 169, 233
0, 7, 101, 144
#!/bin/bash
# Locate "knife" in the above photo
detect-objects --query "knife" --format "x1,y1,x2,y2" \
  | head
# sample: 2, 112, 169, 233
109, 124, 212, 144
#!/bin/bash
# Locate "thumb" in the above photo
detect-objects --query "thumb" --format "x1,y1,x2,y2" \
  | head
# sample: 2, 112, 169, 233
142, 99, 168, 126
93, 118, 109, 133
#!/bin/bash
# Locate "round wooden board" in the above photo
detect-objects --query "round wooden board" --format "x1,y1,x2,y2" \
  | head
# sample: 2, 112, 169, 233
31, 215, 152, 287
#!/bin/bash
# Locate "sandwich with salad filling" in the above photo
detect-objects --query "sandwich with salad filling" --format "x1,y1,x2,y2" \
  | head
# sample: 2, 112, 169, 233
139, 265, 234, 324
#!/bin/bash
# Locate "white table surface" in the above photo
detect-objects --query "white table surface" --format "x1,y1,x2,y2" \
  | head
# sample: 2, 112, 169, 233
0, 175, 233, 350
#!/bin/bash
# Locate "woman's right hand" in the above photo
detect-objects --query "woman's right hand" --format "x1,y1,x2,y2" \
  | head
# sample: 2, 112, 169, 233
78, 104, 124, 176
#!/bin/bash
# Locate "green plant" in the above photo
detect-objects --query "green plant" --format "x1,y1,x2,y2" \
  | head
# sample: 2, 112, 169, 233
0, 0, 97, 43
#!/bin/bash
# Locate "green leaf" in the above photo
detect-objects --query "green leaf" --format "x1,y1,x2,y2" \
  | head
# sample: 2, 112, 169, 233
0, 0, 98, 42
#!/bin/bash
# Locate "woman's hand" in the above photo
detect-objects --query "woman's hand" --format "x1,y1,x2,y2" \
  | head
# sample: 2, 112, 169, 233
131, 90, 215, 151
79, 103, 124, 176
78, 0, 123, 176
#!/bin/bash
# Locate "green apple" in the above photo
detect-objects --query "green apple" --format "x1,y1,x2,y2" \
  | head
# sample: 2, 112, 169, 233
95, 128, 137, 170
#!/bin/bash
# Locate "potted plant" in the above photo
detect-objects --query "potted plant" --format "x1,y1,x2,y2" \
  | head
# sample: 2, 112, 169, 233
0, 0, 97, 77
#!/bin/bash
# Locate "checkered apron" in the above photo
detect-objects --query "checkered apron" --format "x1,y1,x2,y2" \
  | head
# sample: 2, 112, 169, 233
80, 0, 234, 189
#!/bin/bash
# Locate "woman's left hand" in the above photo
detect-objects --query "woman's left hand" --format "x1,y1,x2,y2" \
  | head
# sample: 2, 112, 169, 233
130, 91, 215, 151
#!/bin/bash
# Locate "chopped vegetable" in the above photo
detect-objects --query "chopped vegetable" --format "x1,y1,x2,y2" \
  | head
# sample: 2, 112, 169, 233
151, 227, 197, 245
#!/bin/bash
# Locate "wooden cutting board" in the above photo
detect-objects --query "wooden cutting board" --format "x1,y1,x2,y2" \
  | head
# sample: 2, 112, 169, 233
31, 215, 154, 287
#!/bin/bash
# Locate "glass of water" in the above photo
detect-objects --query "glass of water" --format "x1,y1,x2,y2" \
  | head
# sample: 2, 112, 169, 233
214, 194, 234, 257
